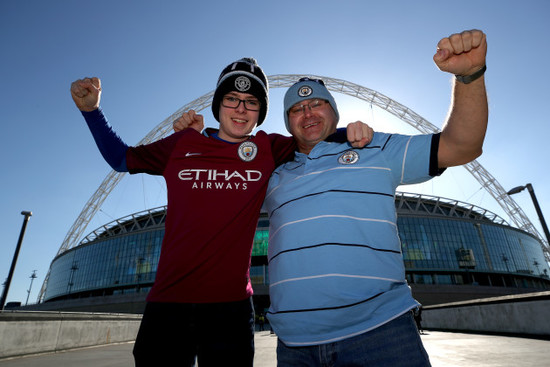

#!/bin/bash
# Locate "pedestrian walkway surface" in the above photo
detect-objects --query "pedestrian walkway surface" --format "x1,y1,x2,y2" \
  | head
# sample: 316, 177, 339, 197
0, 331, 548, 366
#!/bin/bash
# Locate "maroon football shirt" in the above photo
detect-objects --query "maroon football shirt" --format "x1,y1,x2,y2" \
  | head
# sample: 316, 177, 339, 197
127, 128, 294, 303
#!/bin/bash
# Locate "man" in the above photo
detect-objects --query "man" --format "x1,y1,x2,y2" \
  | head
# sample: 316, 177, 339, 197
264, 29, 488, 366
71, 58, 296, 366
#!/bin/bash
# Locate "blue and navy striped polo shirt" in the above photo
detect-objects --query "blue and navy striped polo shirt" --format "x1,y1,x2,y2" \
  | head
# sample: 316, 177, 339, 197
265, 132, 439, 346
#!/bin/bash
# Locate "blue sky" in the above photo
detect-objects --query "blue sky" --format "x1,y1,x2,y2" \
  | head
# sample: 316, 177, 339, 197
1, 0, 549, 305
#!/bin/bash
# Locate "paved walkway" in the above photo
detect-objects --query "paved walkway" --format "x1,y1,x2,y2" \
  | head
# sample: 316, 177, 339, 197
0, 330, 549, 366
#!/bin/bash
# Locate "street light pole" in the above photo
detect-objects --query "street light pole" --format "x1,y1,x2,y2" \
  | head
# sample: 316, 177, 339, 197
507, 183, 550, 247
26, 270, 37, 306
0, 211, 33, 311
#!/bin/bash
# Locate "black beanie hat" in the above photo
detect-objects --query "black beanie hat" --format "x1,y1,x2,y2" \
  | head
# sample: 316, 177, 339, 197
212, 57, 269, 126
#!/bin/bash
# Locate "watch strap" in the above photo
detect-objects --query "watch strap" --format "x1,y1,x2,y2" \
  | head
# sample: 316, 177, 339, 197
455, 65, 486, 84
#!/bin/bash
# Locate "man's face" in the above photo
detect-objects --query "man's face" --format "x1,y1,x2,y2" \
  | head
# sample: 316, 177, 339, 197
287, 98, 338, 154
217, 91, 260, 143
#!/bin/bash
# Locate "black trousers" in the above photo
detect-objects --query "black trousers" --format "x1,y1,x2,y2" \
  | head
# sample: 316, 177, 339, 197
133, 298, 255, 366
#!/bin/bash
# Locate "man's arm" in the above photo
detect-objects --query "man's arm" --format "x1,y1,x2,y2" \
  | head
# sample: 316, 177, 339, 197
81, 108, 129, 172
71, 77, 129, 172
434, 29, 488, 168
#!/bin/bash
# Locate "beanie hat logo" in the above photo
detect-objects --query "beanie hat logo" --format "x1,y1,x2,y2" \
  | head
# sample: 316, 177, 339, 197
283, 78, 340, 133
298, 85, 313, 97
212, 57, 269, 126
235, 76, 251, 92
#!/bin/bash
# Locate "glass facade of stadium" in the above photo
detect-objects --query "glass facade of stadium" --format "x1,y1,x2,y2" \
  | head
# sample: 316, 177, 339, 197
42, 192, 550, 310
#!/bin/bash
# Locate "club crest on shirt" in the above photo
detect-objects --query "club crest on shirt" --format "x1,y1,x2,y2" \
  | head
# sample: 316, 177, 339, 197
235, 76, 251, 92
338, 150, 359, 165
238, 141, 258, 162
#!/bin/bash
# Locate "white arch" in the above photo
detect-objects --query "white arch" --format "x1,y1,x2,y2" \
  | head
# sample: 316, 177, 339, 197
38, 75, 549, 301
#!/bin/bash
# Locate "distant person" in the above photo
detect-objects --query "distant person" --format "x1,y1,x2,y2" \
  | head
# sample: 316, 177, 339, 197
258, 313, 266, 331
72, 58, 372, 367
264, 29, 488, 366
414, 306, 424, 334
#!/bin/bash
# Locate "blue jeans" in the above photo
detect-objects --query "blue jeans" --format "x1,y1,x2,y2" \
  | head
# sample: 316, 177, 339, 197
277, 312, 431, 367
133, 298, 255, 367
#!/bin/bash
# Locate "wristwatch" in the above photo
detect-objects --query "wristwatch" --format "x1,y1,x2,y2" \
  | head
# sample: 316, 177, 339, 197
455, 65, 486, 84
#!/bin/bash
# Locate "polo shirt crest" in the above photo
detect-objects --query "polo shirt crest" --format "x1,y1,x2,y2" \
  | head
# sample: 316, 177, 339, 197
338, 150, 360, 165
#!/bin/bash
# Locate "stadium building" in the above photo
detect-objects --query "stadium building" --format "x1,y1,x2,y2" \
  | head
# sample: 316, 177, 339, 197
36, 192, 550, 314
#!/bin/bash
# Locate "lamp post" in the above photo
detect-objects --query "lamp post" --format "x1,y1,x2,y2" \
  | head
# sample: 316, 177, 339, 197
26, 270, 37, 306
501, 253, 510, 272
67, 261, 79, 295
507, 183, 550, 247
0, 211, 33, 311
533, 259, 541, 275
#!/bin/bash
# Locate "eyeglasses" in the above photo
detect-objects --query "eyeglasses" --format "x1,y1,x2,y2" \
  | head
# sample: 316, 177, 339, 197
288, 99, 327, 117
222, 95, 261, 111
298, 77, 325, 86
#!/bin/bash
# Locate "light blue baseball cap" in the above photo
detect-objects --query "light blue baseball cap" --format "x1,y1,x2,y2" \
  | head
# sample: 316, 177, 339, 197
283, 77, 339, 133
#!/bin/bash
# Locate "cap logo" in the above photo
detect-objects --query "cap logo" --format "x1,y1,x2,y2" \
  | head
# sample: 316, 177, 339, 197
338, 150, 359, 165
235, 76, 251, 92
238, 141, 258, 162
298, 85, 313, 97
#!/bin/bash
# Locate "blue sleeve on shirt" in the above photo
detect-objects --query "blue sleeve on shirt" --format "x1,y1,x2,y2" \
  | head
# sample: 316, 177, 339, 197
81, 108, 129, 172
